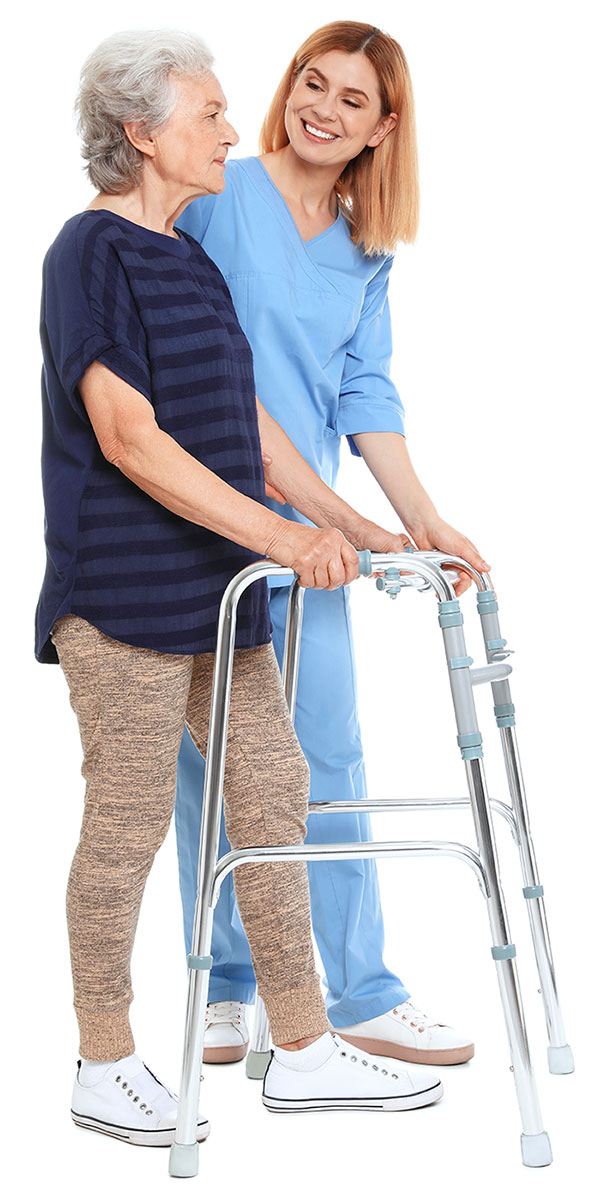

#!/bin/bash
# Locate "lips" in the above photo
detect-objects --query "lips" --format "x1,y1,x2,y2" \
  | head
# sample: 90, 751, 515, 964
301, 118, 339, 143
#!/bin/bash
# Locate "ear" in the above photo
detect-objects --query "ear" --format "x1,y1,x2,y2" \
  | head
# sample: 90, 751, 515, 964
122, 121, 158, 159
367, 111, 398, 149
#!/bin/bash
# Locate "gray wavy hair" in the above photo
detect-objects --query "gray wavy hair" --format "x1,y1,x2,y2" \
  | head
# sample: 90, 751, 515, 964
75, 30, 214, 193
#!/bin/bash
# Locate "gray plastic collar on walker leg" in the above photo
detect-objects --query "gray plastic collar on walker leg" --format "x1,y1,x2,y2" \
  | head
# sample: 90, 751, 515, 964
547, 1043, 575, 1074
246, 1049, 272, 1080
169, 1141, 200, 1178
520, 1131, 552, 1167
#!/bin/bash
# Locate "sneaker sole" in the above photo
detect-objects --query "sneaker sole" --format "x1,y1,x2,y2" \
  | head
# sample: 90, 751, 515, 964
71, 1110, 210, 1147
203, 1040, 249, 1064
262, 1080, 443, 1113
337, 1033, 475, 1066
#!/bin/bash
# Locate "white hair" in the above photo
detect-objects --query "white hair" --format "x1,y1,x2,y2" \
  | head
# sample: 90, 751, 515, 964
75, 29, 215, 193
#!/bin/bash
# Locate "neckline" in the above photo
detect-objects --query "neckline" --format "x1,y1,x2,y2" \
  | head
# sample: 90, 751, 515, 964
252, 158, 343, 246
80, 208, 192, 257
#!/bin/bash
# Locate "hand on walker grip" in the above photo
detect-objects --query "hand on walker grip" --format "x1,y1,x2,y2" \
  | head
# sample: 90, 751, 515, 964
265, 524, 359, 590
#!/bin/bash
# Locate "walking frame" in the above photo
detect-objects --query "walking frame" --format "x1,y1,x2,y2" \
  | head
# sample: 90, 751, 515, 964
168, 550, 573, 1178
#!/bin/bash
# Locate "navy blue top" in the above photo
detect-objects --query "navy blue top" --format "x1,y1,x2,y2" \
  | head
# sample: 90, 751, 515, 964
35, 209, 272, 663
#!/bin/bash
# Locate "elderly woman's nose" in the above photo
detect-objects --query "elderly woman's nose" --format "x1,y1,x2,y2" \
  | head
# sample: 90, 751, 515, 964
222, 118, 239, 147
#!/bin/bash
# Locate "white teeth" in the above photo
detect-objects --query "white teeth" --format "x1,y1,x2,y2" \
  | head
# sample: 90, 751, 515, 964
304, 121, 337, 141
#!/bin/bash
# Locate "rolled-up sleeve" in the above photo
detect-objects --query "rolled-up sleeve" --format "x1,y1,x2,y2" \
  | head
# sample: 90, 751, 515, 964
335, 254, 405, 457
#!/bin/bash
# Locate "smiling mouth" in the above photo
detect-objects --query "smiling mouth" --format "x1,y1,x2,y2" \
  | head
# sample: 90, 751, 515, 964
301, 119, 339, 142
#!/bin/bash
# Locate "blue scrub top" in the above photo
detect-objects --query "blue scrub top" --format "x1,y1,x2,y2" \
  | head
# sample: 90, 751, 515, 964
177, 156, 405, 532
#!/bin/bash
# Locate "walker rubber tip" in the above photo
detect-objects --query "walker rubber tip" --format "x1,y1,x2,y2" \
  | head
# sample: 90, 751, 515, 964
547, 1043, 575, 1075
246, 1050, 272, 1080
520, 1131, 552, 1168
169, 1141, 200, 1178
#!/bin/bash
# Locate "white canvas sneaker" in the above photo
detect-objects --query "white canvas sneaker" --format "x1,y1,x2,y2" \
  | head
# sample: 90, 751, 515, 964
262, 1033, 443, 1112
203, 1001, 249, 1064
71, 1053, 210, 1146
334, 1000, 474, 1065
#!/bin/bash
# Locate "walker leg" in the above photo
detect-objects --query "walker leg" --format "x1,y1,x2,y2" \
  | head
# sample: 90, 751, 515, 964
246, 995, 272, 1079
170, 606, 239, 1177
476, 590, 573, 1074
243, 586, 305, 1083
465, 761, 552, 1167
439, 597, 552, 1166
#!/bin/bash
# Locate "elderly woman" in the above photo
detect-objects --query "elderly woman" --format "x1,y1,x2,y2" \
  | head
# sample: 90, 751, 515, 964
36, 30, 443, 1148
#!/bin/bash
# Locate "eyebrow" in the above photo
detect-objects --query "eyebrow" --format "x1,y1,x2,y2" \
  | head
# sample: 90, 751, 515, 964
305, 67, 370, 101
203, 99, 225, 110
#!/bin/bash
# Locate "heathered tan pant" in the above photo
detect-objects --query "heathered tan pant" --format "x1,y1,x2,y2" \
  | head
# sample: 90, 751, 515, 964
51, 615, 328, 1061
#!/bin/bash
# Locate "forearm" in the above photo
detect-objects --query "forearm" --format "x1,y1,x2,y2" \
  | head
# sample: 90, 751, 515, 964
351, 432, 439, 538
78, 361, 290, 555
112, 422, 287, 556
257, 399, 375, 547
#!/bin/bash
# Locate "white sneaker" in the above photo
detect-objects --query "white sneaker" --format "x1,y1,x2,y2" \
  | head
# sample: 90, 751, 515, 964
334, 1000, 474, 1065
71, 1053, 210, 1147
262, 1033, 443, 1112
203, 1001, 249, 1064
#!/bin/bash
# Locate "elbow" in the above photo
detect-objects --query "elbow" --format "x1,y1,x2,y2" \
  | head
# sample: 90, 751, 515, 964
98, 413, 158, 474
101, 432, 128, 469
99, 427, 151, 477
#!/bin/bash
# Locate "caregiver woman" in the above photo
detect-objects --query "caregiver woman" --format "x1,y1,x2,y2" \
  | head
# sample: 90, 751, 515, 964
36, 29, 443, 1147
177, 20, 490, 1065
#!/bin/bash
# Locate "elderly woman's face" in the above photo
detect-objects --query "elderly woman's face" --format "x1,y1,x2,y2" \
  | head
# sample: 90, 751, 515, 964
149, 72, 238, 195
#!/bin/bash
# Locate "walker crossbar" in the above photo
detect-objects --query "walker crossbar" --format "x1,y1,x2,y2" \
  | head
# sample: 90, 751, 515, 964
307, 797, 519, 841
169, 552, 571, 1178
209, 839, 490, 905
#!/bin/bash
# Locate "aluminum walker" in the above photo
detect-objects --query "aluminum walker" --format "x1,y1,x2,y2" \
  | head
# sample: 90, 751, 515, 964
168, 551, 573, 1178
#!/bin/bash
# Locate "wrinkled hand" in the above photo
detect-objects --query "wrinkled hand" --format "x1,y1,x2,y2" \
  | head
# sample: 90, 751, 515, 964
265, 524, 359, 590
411, 519, 491, 596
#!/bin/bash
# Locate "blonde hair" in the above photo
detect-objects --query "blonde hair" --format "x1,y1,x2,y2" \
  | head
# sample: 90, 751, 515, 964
260, 21, 419, 255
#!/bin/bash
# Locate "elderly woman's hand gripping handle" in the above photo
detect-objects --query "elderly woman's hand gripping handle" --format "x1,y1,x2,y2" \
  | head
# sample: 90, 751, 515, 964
79, 362, 362, 591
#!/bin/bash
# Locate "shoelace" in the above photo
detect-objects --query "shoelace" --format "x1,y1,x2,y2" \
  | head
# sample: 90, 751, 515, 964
392, 1001, 441, 1033
205, 1001, 244, 1026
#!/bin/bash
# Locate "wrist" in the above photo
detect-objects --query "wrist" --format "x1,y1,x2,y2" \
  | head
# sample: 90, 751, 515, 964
403, 508, 440, 543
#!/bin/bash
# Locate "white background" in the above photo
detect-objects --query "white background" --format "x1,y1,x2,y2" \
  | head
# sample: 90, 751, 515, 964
2, 1, 598, 1196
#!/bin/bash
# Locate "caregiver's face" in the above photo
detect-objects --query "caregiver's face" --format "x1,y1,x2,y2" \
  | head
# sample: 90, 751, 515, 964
152, 72, 238, 194
284, 50, 397, 167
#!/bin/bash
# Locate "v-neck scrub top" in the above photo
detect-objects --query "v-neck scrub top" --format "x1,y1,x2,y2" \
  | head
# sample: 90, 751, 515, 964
35, 209, 271, 663
177, 157, 405, 529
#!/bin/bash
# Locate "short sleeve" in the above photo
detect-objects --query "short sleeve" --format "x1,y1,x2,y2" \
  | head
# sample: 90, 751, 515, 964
41, 217, 152, 412
336, 254, 405, 457
176, 193, 218, 245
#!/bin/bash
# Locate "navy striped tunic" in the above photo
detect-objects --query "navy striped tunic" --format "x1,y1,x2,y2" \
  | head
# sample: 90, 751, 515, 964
35, 210, 272, 663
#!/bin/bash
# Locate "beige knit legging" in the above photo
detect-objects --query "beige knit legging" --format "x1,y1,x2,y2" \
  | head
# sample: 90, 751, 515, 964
51, 615, 328, 1060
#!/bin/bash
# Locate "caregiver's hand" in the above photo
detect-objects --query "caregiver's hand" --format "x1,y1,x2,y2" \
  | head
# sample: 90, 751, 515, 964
265, 523, 359, 590
409, 518, 491, 596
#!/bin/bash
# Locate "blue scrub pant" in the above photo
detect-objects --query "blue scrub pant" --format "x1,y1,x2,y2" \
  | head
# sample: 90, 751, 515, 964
174, 585, 409, 1026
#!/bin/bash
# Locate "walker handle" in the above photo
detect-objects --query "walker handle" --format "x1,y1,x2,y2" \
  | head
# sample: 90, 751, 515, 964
357, 550, 373, 575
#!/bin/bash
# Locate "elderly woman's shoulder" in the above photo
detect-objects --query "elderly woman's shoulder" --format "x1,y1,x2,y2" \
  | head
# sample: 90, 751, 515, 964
44, 210, 131, 276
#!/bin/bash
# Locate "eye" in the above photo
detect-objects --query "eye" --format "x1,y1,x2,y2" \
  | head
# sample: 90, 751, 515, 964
306, 80, 321, 91
343, 99, 361, 109
207, 112, 219, 120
